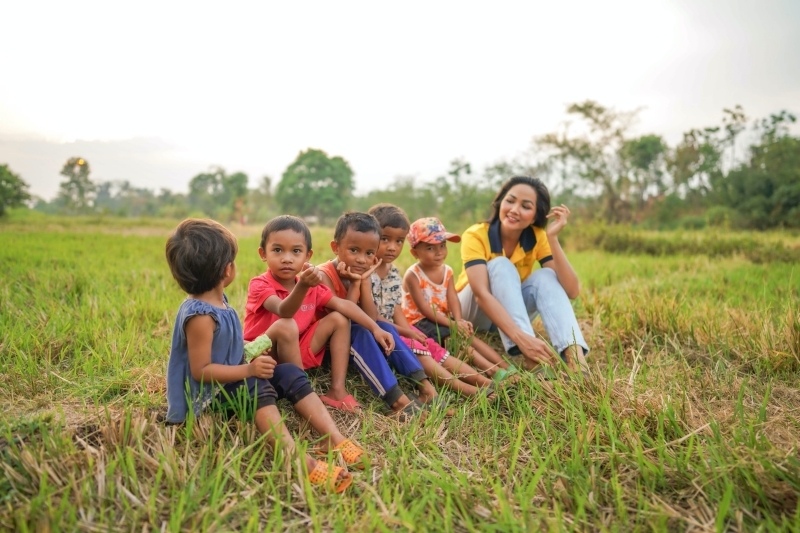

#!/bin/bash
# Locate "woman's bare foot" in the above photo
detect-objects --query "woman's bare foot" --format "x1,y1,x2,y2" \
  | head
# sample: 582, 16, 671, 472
563, 344, 589, 376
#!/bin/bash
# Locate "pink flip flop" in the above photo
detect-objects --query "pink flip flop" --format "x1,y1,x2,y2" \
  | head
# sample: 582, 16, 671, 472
320, 394, 362, 412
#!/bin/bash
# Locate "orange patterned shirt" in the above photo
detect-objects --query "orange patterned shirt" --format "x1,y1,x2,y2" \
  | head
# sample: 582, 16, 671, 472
402, 264, 453, 325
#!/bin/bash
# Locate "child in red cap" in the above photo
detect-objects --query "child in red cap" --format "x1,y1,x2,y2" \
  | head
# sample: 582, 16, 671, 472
402, 217, 513, 379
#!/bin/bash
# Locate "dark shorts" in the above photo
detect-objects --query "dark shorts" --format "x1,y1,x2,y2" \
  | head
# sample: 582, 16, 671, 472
413, 318, 451, 347
213, 363, 313, 420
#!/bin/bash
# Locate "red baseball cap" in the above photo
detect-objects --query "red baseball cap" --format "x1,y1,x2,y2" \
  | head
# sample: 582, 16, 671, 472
407, 217, 461, 248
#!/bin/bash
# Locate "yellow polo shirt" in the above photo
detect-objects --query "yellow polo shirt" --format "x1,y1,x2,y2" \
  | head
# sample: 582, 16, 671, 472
455, 220, 553, 292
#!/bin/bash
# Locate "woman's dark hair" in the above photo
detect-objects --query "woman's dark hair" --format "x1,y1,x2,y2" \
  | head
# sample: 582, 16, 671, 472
488, 176, 551, 228
260, 215, 312, 250
334, 211, 381, 242
165, 219, 238, 295
368, 203, 410, 231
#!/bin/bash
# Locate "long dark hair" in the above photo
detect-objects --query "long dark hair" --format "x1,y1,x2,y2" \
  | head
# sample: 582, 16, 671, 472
487, 176, 551, 228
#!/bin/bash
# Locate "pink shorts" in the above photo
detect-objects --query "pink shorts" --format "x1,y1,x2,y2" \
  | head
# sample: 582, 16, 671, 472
402, 326, 450, 364
300, 321, 326, 369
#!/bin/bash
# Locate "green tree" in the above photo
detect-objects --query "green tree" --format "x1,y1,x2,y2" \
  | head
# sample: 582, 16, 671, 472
276, 149, 354, 223
353, 175, 439, 223
621, 134, 667, 209
247, 175, 277, 224
667, 127, 724, 202
431, 159, 495, 226
0, 164, 31, 216
717, 111, 799, 229
188, 167, 249, 217
57, 157, 96, 214
537, 101, 640, 222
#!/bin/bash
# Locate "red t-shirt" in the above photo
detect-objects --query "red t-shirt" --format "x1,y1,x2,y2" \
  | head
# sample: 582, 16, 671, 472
243, 271, 334, 341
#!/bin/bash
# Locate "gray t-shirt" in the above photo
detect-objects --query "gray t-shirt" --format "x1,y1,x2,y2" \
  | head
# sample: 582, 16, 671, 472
166, 295, 244, 423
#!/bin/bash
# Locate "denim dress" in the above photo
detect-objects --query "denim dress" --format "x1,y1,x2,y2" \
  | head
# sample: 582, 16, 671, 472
165, 295, 244, 423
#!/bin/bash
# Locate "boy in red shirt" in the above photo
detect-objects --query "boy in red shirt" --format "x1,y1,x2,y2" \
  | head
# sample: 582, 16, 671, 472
244, 215, 393, 412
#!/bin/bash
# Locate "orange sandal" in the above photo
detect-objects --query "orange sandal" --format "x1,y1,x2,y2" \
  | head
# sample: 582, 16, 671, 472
314, 439, 368, 470
308, 460, 352, 493
334, 439, 368, 470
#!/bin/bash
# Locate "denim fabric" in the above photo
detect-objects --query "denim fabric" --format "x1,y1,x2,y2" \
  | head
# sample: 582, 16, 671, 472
458, 257, 589, 355
166, 296, 244, 424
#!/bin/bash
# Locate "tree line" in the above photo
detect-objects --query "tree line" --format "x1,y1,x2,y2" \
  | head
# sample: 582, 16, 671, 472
1, 100, 797, 229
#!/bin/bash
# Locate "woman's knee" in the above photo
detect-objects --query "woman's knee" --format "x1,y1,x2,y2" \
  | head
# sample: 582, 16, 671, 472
529, 267, 559, 290
487, 256, 516, 275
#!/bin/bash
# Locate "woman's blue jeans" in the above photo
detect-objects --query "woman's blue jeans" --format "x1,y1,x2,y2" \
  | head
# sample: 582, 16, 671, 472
458, 257, 589, 356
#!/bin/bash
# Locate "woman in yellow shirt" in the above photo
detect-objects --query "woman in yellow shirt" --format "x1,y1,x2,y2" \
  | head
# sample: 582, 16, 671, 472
456, 176, 589, 375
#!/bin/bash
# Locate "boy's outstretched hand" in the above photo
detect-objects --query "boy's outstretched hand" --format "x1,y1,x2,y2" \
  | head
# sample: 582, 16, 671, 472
248, 354, 277, 379
372, 329, 395, 355
298, 262, 323, 287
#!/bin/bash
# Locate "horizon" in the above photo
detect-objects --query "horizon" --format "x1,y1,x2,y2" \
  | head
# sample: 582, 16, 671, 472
2, 0, 799, 201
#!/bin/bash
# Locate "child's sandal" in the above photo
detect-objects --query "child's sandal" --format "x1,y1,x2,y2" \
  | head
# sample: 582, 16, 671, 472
334, 439, 368, 470
308, 460, 352, 493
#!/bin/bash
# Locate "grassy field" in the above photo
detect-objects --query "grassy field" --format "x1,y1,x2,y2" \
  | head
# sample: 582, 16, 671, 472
1, 214, 799, 532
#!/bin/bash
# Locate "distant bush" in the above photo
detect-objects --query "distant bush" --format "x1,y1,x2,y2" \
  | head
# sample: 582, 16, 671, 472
705, 206, 738, 228
571, 224, 800, 263
679, 216, 706, 230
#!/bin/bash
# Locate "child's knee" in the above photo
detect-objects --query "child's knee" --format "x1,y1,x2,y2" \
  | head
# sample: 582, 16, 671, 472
242, 377, 279, 416
324, 311, 349, 329
268, 318, 299, 341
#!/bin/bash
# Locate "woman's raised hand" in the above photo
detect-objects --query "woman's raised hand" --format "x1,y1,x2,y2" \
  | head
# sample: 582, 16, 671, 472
545, 204, 571, 238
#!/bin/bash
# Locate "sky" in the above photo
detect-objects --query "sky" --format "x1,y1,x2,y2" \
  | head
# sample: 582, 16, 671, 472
1, 0, 799, 200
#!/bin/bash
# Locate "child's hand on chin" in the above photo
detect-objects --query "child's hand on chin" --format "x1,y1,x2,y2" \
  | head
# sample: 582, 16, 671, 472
360, 258, 382, 280
336, 261, 363, 281
249, 354, 277, 379
298, 262, 323, 287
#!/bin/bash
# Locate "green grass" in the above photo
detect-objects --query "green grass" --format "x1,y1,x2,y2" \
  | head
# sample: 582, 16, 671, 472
1, 216, 799, 531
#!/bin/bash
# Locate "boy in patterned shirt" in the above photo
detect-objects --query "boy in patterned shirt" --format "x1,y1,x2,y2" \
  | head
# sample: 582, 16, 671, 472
364, 204, 498, 397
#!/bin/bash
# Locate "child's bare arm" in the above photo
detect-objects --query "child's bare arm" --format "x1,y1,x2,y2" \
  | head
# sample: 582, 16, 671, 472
262, 264, 320, 318
320, 270, 336, 292
393, 306, 427, 342
325, 296, 395, 353
404, 270, 451, 327
345, 281, 361, 304
359, 277, 380, 321
186, 315, 275, 383
446, 276, 473, 335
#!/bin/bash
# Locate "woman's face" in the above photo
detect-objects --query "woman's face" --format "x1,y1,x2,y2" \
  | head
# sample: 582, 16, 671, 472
498, 183, 537, 231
